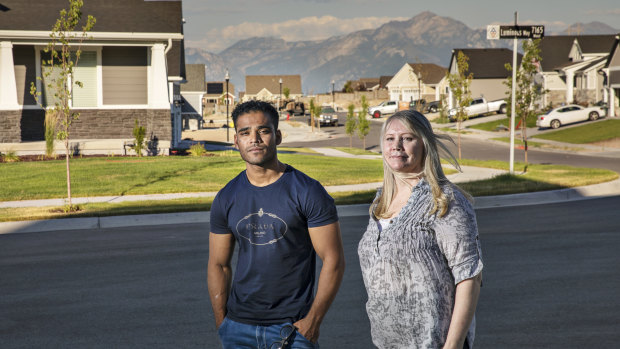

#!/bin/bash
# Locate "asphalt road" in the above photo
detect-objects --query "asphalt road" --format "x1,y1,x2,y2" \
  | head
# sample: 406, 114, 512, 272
285, 118, 620, 173
2, 196, 619, 348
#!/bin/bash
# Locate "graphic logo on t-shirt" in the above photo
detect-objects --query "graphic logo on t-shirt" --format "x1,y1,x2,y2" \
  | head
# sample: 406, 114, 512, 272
235, 208, 288, 245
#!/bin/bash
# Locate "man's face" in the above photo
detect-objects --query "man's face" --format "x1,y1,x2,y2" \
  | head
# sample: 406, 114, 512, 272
234, 111, 281, 167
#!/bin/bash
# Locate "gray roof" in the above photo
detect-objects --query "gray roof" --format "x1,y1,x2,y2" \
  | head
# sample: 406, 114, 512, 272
539, 35, 617, 71
379, 76, 393, 88
245, 75, 302, 95
205, 81, 235, 97
182, 64, 205, 92
407, 63, 447, 84
450, 48, 522, 79
0, 0, 182, 33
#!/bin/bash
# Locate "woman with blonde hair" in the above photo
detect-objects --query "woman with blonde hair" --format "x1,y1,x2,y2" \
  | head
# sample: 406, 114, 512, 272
358, 110, 483, 349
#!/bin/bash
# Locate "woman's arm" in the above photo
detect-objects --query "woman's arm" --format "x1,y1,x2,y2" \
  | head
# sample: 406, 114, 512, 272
442, 273, 482, 349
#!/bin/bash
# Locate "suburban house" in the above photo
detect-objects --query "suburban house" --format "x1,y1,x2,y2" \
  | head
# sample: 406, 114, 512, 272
447, 48, 522, 109
202, 80, 235, 116
386, 63, 448, 103
242, 75, 302, 103
0, 0, 186, 153
602, 35, 620, 117
180, 64, 206, 130
539, 35, 617, 108
379, 76, 393, 90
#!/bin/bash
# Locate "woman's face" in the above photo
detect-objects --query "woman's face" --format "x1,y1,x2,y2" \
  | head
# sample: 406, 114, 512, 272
382, 119, 425, 174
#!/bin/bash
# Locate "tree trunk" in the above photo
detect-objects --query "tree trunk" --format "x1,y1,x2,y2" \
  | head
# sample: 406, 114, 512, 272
457, 120, 462, 160
522, 117, 528, 171
65, 139, 72, 207
349, 135, 352, 148
363, 137, 366, 150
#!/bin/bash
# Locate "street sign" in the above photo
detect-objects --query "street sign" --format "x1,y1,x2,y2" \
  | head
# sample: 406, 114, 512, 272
487, 25, 545, 39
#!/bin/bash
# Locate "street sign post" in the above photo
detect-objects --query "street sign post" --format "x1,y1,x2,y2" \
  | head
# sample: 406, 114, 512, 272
487, 13, 544, 174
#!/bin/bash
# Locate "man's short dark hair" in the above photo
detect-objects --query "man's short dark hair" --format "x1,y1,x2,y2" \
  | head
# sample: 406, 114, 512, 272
232, 101, 279, 130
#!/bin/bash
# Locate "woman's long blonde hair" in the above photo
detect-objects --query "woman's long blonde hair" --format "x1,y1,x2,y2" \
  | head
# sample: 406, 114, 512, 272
372, 110, 471, 219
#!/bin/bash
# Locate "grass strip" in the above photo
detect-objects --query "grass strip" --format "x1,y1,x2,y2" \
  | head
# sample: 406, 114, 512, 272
0, 153, 384, 201
532, 119, 620, 144
489, 137, 585, 152
467, 114, 538, 131
330, 147, 380, 156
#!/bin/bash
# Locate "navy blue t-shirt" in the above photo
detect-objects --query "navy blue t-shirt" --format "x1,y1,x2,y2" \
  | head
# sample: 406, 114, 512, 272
210, 165, 338, 325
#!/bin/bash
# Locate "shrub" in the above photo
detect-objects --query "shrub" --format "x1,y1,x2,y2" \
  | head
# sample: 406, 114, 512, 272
189, 143, 207, 157
132, 119, 146, 157
44, 110, 58, 158
1, 150, 20, 163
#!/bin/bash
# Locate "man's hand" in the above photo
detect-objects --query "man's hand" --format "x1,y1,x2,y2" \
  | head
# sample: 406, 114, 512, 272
293, 317, 320, 343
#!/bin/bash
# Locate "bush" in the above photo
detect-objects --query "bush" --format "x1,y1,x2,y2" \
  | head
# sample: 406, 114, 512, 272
132, 119, 146, 157
189, 143, 207, 157
1, 150, 20, 163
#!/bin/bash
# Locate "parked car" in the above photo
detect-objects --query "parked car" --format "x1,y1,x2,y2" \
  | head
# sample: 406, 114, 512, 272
368, 101, 398, 118
537, 104, 605, 129
448, 97, 507, 121
308, 106, 339, 126
409, 99, 442, 113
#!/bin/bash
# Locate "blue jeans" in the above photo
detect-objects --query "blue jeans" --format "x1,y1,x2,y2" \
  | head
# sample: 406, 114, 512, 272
218, 317, 319, 349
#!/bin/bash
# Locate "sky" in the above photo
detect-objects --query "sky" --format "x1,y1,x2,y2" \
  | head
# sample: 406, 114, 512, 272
181, 0, 620, 53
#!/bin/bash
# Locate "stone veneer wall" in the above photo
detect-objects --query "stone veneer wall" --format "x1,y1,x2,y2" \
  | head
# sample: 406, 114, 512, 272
0, 110, 23, 143
0, 109, 171, 142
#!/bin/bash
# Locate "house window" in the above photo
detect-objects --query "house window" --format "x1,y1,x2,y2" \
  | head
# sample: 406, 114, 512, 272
102, 47, 147, 105
40, 50, 98, 108
72, 51, 97, 107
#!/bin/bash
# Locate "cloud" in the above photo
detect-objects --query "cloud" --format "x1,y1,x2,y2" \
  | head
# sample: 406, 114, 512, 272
185, 15, 407, 52
586, 8, 620, 15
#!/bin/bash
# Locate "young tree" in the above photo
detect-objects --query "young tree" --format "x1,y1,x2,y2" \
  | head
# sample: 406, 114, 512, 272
357, 95, 370, 149
309, 98, 317, 132
30, 0, 96, 209
504, 39, 547, 172
283, 87, 290, 100
345, 104, 357, 148
446, 51, 473, 160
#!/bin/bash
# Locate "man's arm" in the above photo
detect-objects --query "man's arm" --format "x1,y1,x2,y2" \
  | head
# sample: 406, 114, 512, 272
207, 232, 236, 328
442, 273, 482, 349
293, 221, 345, 343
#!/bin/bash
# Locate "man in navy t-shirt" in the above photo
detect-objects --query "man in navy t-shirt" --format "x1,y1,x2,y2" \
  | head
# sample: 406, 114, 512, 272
208, 101, 345, 348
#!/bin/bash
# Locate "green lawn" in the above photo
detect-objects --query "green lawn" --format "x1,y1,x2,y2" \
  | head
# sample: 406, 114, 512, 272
331, 147, 380, 156
533, 119, 620, 144
0, 152, 384, 201
468, 114, 538, 131
0, 155, 617, 222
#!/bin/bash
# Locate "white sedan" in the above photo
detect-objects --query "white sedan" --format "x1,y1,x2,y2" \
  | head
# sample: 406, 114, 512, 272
537, 104, 605, 129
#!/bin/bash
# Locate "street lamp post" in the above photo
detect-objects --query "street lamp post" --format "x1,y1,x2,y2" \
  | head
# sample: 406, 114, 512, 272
279, 78, 283, 118
417, 71, 422, 102
331, 80, 335, 109
225, 69, 230, 142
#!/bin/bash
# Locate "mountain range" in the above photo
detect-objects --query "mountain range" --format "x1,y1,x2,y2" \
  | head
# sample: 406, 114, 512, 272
185, 11, 618, 94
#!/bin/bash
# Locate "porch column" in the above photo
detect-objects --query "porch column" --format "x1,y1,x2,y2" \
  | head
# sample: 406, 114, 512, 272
150, 43, 170, 109
610, 88, 617, 117
566, 71, 574, 104
0, 41, 19, 110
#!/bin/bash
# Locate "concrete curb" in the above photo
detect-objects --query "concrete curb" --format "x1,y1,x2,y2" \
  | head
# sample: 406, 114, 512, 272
2, 179, 619, 235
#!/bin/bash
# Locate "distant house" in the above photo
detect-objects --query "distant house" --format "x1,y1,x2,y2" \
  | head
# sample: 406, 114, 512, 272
243, 75, 302, 103
180, 64, 206, 130
386, 63, 448, 102
602, 35, 620, 117
379, 76, 393, 90
0, 0, 186, 152
447, 48, 522, 109
539, 35, 617, 107
202, 81, 235, 116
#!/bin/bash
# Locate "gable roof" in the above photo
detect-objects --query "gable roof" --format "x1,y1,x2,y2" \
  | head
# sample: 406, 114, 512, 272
379, 76, 393, 88
245, 75, 302, 95
205, 81, 235, 96
407, 63, 447, 84
539, 35, 617, 71
182, 64, 205, 92
450, 48, 522, 79
0, 0, 183, 33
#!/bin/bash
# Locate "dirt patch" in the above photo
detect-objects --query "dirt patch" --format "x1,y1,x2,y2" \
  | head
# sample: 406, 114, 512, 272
588, 138, 620, 148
